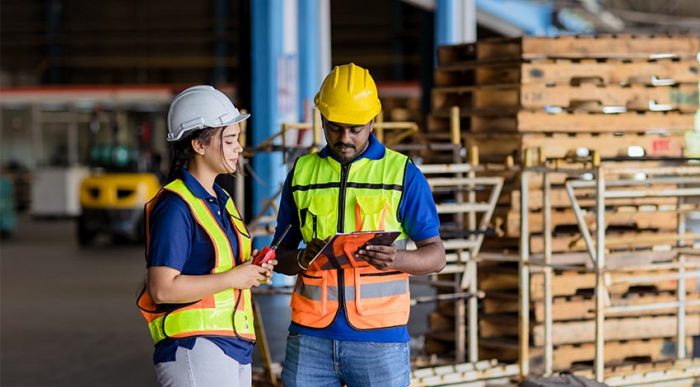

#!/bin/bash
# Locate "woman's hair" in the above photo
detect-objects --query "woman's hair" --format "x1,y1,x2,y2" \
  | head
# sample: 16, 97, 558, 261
166, 126, 244, 183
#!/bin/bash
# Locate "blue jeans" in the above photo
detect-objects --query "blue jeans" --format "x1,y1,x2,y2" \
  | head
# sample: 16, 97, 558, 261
282, 333, 410, 387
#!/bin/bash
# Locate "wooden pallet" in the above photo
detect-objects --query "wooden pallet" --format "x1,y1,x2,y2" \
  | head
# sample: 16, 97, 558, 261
435, 58, 699, 87
479, 314, 700, 345
498, 208, 679, 237
411, 360, 519, 387
466, 161, 685, 193
437, 35, 700, 63
502, 187, 680, 210
462, 132, 687, 161
575, 358, 700, 383
463, 111, 695, 133
482, 291, 700, 321
479, 266, 699, 299
482, 230, 697, 254
479, 337, 692, 371
428, 111, 695, 134
431, 84, 699, 115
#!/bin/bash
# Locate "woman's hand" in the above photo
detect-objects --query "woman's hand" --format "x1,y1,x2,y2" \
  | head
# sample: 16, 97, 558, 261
227, 261, 270, 289
260, 259, 277, 284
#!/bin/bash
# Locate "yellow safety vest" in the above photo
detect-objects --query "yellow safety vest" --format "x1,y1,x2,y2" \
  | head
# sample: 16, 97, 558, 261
290, 148, 412, 330
137, 179, 255, 343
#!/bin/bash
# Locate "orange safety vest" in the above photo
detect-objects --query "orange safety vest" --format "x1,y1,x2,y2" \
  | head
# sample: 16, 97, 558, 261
136, 179, 255, 343
290, 148, 411, 330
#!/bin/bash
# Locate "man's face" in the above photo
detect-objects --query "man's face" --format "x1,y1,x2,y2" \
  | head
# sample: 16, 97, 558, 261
323, 118, 374, 164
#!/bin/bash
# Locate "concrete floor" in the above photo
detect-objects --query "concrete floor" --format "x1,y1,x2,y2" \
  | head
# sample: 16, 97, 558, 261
2, 216, 157, 386
1, 215, 434, 387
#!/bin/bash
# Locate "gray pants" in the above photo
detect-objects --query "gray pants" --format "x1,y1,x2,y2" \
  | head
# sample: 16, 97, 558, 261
154, 338, 252, 387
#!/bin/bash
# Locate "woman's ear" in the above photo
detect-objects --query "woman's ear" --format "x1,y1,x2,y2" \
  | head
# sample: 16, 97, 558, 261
191, 138, 205, 156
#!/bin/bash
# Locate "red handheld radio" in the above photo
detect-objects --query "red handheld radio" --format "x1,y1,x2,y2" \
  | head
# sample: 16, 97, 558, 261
252, 225, 291, 266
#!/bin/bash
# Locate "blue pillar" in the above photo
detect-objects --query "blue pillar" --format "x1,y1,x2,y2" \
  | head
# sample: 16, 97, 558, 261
435, 0, 457, 48
435, 0, 477, 47
298, 0, 320, 121
251, 0, 286, 235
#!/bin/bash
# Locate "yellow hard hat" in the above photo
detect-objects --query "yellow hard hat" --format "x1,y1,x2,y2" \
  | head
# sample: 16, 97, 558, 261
314, 63, 381, 125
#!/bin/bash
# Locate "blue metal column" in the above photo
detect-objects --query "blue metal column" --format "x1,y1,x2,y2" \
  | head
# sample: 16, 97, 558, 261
298, 0, 320, 121
435, 0, 476, 48
251, 0, 286, 230
435, 0, 457, 48
252, 1, 301, 288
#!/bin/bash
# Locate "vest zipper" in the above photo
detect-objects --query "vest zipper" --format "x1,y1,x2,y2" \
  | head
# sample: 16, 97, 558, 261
338, 163, 350, 233
337, 163, 350, 312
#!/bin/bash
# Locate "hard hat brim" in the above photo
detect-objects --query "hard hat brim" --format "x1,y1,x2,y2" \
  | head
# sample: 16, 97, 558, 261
167, 112, 250, 142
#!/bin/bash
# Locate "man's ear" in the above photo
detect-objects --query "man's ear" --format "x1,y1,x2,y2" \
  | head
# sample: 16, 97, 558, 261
191, 138, 205, 156
369, 118, 375, 132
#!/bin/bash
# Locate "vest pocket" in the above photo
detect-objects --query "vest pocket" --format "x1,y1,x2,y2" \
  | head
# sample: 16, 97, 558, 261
352, 266, 409, 317
301, 194, 338, 240
292, 270, 330, 316
354, 194, 390, 231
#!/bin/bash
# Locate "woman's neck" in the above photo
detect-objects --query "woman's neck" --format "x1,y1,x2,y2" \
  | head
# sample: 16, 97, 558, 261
187, 162, 218, 197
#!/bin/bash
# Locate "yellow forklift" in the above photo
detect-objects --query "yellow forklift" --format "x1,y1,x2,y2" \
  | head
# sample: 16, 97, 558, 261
77, 111, 161, 246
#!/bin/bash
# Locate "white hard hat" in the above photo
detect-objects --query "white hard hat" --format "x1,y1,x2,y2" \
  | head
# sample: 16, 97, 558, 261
167, 85, 250, 142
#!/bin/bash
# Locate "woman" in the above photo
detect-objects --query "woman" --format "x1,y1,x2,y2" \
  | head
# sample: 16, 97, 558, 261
137, 85, 274, 387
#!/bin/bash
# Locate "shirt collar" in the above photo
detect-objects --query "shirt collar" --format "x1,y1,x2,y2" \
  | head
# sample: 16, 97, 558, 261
180, 168, 230, 203
318, 133, 385, 163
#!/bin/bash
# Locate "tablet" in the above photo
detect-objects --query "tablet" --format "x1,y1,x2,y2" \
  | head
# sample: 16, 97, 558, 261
309, 231, 401, 269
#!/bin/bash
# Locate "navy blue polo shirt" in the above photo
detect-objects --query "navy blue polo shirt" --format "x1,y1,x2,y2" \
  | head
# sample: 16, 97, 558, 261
274, 134, 440, 342
146, 168, 253, 364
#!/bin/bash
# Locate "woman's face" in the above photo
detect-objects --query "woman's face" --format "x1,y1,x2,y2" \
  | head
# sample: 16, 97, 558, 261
203, 123, 243, 174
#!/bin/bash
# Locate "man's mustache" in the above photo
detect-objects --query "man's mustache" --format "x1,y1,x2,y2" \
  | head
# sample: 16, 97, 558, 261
334, 143, 356, 150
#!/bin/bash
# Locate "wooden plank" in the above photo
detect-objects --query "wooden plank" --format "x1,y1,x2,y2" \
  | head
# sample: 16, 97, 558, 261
533, 292, 700, 321
505, 187, 680, 210
431, 84, 699, 115
482, 292, 700, 320
479, 337, 692, 370
482, 231, 697, 254
474, 35, 700, 61
437, 43, 476, 65
519, 84, 699, 113
463, 132, 686, 161
549, 339, 692, 370
500, 208, 679, 236
469, 111, 695, 133
479, 314, 700, 345
479, 266, 699, 298
530, 268, 698, 299
531, 315, 700, 345
435, 59, 700, 87
429, 311, 454, 331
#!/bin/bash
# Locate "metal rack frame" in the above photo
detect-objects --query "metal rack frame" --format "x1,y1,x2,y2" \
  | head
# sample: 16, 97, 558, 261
519, 154, 700, 384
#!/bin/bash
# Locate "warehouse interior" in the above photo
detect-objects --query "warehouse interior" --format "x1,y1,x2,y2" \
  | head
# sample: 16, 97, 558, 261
1, 0, 700, 386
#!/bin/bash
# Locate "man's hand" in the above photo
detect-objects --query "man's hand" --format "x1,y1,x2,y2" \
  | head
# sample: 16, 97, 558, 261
355, 243, 398, 270
297, 238, 327, 269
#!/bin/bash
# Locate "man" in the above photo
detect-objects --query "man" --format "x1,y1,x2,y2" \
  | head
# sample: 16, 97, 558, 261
273, 63, 445, 387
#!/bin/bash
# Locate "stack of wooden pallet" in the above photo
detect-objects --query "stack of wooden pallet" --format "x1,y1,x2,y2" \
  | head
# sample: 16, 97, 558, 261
424, 35, 700, 370
478, 259, 699, 369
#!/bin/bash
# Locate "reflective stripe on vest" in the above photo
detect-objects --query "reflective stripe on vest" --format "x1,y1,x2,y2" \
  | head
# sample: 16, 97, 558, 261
137, 179, 255, 343
290, 149, 411, 330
